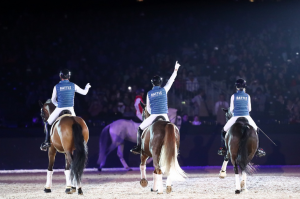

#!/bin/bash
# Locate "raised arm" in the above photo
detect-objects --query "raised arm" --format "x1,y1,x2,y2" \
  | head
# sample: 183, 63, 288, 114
163, 61, 181, 93
75, 83, 91, 95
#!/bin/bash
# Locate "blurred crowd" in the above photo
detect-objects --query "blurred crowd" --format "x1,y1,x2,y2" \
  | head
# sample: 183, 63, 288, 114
1, 5, 300, 127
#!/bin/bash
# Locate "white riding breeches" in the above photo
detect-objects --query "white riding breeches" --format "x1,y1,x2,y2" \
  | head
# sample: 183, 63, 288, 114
139, 114, 170, 130
224, 115, 257, 132
47, 107, 76, 125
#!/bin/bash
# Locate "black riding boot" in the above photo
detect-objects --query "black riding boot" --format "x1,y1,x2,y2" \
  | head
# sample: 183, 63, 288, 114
130, 127, 143, 155
40, 122, 51, 151
255, 129, 266, 157
218, 129, 227, 156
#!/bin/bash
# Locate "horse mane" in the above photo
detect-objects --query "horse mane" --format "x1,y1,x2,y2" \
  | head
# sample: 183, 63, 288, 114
145, 109, 150, 117
143, 108, 151, 119
45, 99, 52, 105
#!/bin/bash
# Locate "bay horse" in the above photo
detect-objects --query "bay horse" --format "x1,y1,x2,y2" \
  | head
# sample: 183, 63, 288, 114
138, 102, 186, 194
219, 109, 257, 194
97, 108, 181, 171
39, 99, 89, 195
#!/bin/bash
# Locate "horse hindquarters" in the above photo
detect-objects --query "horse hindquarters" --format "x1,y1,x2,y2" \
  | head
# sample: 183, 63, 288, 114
71, 121, 88, 186
159, 123, 186, 182
237, 125, 256, 175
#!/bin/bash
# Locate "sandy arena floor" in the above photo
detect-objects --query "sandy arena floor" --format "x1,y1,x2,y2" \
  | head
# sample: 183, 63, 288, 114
0, 166, 300, 199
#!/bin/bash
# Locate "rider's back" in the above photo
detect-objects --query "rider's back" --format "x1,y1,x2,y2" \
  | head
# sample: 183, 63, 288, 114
232, 91, 249, 116
148, 86, 168, 114
56, 80, 75, 108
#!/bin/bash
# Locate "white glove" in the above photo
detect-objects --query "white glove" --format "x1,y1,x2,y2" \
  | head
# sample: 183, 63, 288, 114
175, 61, 181, 70
85, 83, 91, 89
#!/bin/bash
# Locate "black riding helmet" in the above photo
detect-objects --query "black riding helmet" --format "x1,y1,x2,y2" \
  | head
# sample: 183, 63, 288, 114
235, 78, 246, 89
59, 69, 71, 80
151, 75, 163, 86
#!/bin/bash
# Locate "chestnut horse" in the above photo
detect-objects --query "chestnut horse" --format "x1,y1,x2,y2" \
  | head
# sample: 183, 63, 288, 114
39, 99, 89, 195
219, 109, 257, 194
138, 102, 186, 194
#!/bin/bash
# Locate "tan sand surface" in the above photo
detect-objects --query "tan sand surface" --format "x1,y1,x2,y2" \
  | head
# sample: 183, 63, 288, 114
0, 166, 300, 199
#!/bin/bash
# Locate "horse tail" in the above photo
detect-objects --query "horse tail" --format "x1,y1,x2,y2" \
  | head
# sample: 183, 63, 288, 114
159, 123, 186, 181
237, 124, 256, 175
71, 120, 88, 184
97, 125, 110, 167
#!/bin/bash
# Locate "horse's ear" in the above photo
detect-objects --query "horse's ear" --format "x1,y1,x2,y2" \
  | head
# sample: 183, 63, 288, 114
39, 100, 44, 108
140, 101, 146, 109
222, 108, 228, 113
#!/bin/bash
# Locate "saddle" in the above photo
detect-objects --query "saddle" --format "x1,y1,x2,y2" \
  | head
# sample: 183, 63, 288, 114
236, 117, 249, 125
141, 116, 169, 138
151, 116, 167, 124
59, 110, 72, 117
50, 110, 73, 136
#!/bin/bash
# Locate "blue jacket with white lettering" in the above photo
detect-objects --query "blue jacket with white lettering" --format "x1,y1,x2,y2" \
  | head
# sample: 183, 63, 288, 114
56, 80, 75, 108
148, 86, 168, 114
233, 90, 249, 116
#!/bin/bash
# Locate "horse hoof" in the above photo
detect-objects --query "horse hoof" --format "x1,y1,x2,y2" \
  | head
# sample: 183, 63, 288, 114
166, 186, 172, 194
71, 187, 76, 193
44, 188, 51, 193
219, 170, 226, 179
98, 168, 102, 172
65, 188, 73, 194
235, 190, 241, 194
151, 188, 158, 192
240, 180, 245, 189
78, 188, 83, 195
140, 178, 148, 188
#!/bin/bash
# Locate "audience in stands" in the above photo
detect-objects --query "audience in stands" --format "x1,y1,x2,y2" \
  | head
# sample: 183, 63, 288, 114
0, 7, 300, 127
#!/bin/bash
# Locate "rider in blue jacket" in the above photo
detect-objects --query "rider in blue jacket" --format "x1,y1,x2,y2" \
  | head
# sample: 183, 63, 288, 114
130, 61, 181, 154
40, 69, 91, 151
218, 79, 266, 157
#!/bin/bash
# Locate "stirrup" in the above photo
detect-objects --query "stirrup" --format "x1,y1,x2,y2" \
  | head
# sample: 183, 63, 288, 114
130, 146, 141, 155
218, 147, 227, 156
255, 148, 266, 157
40, 142, 51, 151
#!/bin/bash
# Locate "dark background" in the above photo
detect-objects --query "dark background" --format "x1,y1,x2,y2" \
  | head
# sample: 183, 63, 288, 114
0, 0, 300, 169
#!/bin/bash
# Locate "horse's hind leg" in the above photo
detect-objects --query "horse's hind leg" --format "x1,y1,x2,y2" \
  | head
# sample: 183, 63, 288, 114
241, 171, 248, 192
140, 153, 149, 188
219, 154, 229, 179
117, 144, 131, 170
44, 146, 56, 193
166, 175, 172, 194
153, 155, 163, 194
98, 143, 117, 171
64, 152, 74, 194
233, 161, 241, 194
